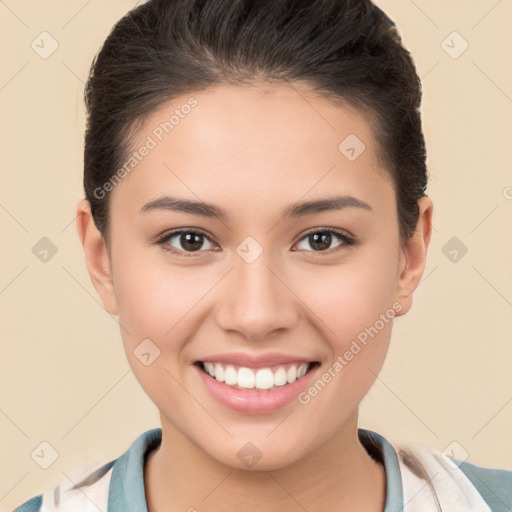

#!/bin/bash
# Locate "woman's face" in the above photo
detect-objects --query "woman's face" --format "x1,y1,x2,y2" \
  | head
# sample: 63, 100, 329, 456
80, 82, 431, 469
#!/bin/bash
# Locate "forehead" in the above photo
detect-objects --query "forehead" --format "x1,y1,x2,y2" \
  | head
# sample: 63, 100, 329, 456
133, 81, 377, 156
109, 82, 394, 221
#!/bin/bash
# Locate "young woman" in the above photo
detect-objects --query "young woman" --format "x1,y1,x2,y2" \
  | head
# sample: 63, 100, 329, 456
13, 0, 512, 510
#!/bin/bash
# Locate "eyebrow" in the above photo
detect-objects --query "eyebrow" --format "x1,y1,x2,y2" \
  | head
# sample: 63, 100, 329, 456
139, 194, 373, 220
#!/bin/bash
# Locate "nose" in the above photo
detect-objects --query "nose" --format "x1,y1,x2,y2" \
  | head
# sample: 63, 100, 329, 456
214, 253, 299, 341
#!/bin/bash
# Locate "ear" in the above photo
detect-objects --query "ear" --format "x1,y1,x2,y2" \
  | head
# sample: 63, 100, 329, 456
76, 198, 119, 316
394, 196, 433, 316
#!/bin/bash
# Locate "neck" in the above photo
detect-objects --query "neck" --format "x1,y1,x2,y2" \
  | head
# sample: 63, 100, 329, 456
144, 411, 386, 512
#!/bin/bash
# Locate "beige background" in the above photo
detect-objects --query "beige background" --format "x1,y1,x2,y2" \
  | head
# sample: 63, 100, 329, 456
1, 0, 511, 509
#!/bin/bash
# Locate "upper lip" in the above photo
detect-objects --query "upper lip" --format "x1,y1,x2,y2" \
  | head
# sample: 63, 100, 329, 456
196, 352, 318, 369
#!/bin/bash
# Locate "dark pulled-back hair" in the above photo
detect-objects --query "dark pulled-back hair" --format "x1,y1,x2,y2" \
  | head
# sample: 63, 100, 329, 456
84, 0, 428, 249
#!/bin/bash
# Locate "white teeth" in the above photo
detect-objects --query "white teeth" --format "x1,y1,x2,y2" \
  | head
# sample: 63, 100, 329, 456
286, 365, 297, 383
237, 367, 255, 389
205, 362, 215, 377
202, 362, 312, 390
214, 363, 225, 382
273, 367, 287, 386
255, 368, 274, 389
224, 365, 237, 385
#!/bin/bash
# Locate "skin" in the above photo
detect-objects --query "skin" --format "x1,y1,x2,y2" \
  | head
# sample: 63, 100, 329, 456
76, 81, 433, 512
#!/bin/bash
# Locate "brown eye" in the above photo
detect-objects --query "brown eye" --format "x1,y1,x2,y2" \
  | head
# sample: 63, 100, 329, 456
157, 230, 216, 256
294, 228, 354, 253
177, 232, 205, 251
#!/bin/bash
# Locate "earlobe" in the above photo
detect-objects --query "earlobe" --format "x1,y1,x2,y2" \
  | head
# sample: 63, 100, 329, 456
394, 196, 434, 316
75, 198, 119, 316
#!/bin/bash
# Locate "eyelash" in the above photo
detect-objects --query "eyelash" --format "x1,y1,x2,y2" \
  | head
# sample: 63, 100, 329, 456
155, 228, 356, 258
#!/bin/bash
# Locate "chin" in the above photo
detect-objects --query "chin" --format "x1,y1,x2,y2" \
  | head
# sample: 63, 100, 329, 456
204, 436, 310, 472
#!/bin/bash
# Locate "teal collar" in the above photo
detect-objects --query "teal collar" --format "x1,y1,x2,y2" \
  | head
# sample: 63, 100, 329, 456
107, 427, 403, 511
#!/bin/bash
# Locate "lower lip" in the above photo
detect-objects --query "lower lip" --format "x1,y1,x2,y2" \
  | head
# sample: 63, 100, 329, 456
194, 363, 320, 414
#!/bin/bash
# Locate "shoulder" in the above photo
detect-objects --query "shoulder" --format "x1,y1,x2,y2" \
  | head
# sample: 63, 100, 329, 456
11, 428, 162, 512
11, 459, 116, 512
456, 457, 512, 512
11, 495, 42, 512
396, 440, 512, 512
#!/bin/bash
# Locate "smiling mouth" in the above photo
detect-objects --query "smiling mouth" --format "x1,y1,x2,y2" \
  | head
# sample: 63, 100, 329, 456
195, 361, 320, 391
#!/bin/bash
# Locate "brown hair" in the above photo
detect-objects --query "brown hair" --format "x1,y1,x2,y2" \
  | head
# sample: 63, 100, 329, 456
83, 0, 428, 249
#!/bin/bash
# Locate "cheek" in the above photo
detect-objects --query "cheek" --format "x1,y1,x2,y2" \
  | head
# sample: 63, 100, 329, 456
293, 248, 398, 424
111, 251, 197, 401
111, 247, 224, 383
114, 271, 169, 334
302, 244, 399, 341
111, 245, 188, 344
